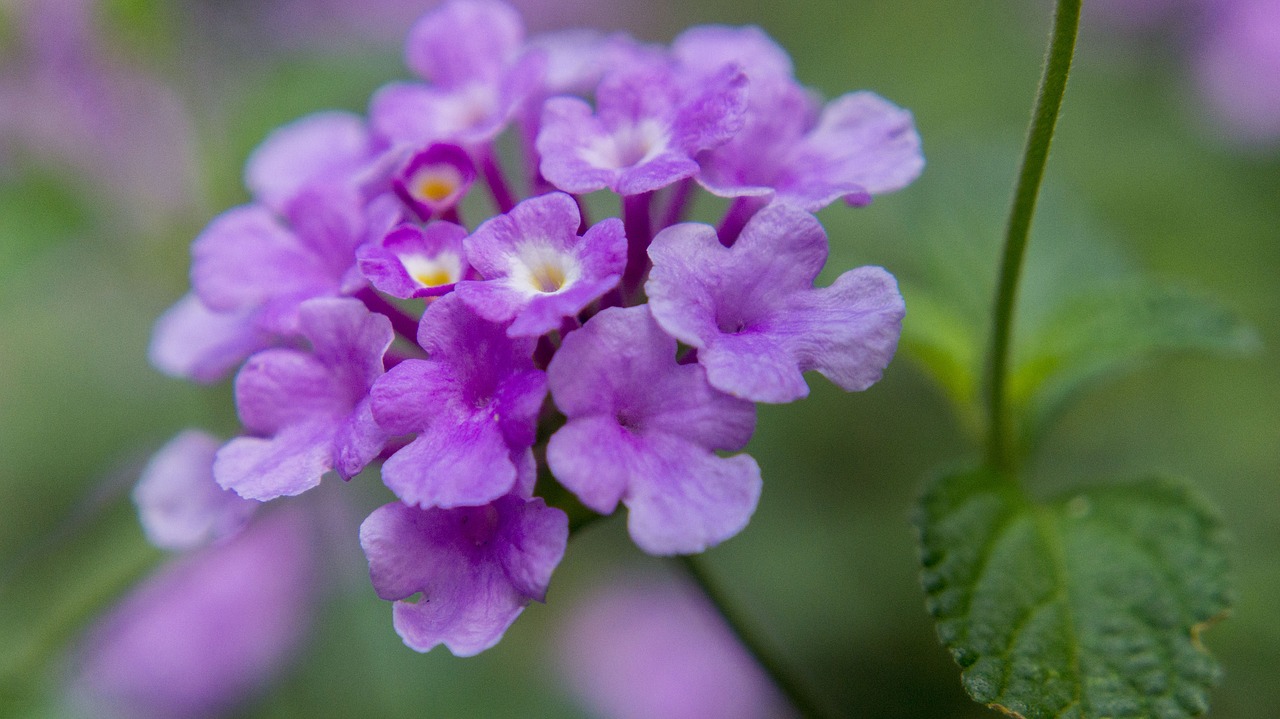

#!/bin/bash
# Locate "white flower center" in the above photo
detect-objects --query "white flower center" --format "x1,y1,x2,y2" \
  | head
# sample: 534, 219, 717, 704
508, 243, 581, 296
400, 251, 463, 288
579, 119, 670, 170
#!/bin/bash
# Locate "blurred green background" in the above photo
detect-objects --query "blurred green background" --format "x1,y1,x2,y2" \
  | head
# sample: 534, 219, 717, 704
1, 0, 1276, 717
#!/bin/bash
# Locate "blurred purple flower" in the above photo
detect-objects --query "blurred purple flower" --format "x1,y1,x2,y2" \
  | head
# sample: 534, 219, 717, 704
132, 430, 257, 551
69, 507, 315, 719
0, 0, 201, 232
1195, 0, 1280, 144
558, 574, 791, 719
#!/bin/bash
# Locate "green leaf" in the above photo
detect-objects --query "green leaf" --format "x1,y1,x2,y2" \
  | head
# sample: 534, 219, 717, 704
1010, 281, 1261, 449
915, 469, 1231, 719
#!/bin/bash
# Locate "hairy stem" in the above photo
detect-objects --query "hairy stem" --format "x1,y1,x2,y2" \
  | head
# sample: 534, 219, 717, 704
985, 0, 1081, 471
676, 555, 838, 719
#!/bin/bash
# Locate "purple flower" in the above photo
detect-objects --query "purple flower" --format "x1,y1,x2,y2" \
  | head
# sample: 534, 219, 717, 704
190, 186, 370, 335
536, 59, 747, 195
357, 222, 471, 299
148, 294, 274, 384
215, 298, 393, 501
1195, 0, 1280, 145
456, 192, 626, 337
133, 430, 257, 551
369, 0, 546, 148
70, 508, 315, 719
646, 202, 905, 404
558, 574, 792, 719
673, 27, 923, 211
390, 143, 476, 220
546, 306, 760, 555
359, 494, 568, 656
371, 293, 546, 508
244, 111, 381, 214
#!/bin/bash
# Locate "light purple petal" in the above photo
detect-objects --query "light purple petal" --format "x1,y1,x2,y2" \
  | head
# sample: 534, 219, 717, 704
191, 205, 333, 314
214, 422, 335, 501
148, 294, 273, 384
233, 349, 344, 435
536, 96, 621, 194
132, 430, 257, 551
297, 296, 393, 397
778, 91, 923, 208
672, 25, 795, 87
244, 111, 373, 213
333, 396, 386, 480
548, 306, 755, 448
404, 0, 524, 87
380, 414, 518, 509
789, 266, 905, 392
359, 495, 567, 656
545, 416, 631, 514
558, 576, 791, 719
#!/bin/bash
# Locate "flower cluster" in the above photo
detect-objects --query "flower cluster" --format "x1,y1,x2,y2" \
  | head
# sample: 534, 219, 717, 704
146, 0, 920, 656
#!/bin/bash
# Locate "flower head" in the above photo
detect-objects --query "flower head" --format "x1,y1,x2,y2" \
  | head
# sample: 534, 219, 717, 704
358, 221, 471, 299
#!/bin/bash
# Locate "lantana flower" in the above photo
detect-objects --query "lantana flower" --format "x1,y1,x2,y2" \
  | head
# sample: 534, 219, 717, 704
146, 0, 921, 661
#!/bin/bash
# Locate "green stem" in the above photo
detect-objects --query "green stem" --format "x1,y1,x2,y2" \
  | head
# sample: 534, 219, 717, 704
985, 0, 1082, 471
676, 555, 838, 719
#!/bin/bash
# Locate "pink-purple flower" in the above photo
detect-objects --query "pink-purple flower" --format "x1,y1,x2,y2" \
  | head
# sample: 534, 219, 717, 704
146, 0, 921, 661
647, 203, 906, 404
215, 298, 393, 501
371, 293, 546, 509
456, 192, 627, 337
359, 494, 568, 655
547, 306, 761, 555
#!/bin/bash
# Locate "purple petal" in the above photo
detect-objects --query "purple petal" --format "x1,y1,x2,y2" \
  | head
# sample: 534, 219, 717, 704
548, 306, 755, 448
545, 416, 631, 514
233, 350, 344, 435
358, 223, 469, 299
379, 414, 518, 509
132, 430, 257, 551
368, 359, 447, 437
698, 331, 810, 403
404, 0, 524, 87
648, 204, 895, 403
779, 91, 923, 207
333, 396, 386, 480
536, 96, 620, 194
359, 495, 567, 656
548, 418, 760, 555
214, 422, 335, 501
148, 294, 273, 384
672, 25, 795, 87
191, 205, 333, 315
790, 266, 905, 392
297, 297, 393, 397
244, 111, 373, 213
